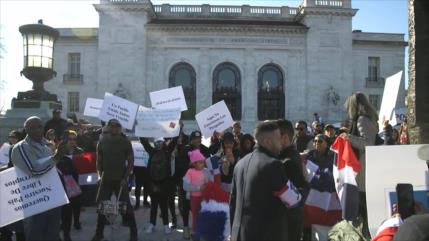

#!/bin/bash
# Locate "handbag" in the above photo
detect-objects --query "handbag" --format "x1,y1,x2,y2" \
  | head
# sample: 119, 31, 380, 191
63, 175, 82, 198
97, 186, 127, 217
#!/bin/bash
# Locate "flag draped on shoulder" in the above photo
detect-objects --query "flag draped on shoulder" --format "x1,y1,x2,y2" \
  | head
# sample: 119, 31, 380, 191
371, 216, 403, 241
303, 159, 342, 227
330, 137, 361, 221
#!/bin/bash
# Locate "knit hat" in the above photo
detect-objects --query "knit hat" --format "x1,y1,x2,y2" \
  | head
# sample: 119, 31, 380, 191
188, 149, 205, 164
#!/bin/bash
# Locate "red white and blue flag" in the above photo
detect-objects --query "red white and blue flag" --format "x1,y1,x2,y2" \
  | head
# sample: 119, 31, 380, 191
330, 137, 361, 221
303, 159, 342, 227
371, 216, 403, 241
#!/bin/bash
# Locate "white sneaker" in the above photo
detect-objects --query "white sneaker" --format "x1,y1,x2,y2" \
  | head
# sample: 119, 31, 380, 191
164, 225, 172, 234
145, 223, 154, 233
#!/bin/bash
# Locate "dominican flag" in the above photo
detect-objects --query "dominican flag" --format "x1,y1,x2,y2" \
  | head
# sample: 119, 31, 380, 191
274, 180, 302, 208
330, 137, 361, 221
371, 216, 403, 241
303, 160, 342, 227
196, 182, 230, 241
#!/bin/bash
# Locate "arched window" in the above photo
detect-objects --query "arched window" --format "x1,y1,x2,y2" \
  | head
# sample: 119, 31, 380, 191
258, 64, 284, 120
212, 62, 241, 120
169, 62, 196, 120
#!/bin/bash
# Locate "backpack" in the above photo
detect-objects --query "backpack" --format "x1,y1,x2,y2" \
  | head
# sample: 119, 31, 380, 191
149, 151, 170, 181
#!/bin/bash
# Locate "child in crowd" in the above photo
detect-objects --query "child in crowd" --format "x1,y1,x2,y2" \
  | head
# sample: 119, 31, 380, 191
183, 149, 211, 234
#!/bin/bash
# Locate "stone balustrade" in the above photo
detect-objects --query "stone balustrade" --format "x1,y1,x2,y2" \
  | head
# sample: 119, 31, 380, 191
153, 4, 299, 18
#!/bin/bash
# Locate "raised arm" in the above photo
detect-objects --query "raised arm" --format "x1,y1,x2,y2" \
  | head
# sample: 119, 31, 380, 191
139, 137, 155, 155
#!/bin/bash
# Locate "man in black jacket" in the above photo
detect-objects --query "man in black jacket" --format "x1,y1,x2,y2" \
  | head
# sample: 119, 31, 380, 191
277, 119, 310, 241
230, 121, 302, 241
44, 109, 67, 141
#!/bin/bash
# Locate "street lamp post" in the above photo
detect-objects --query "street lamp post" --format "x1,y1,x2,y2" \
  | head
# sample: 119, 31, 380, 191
0, 20, 62, 142
12, 19, 61, 108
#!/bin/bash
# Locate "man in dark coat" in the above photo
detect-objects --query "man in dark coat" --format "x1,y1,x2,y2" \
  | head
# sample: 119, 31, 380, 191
277, 119, 310, 241
230, 121, 302, 241
44, 109, 67, 140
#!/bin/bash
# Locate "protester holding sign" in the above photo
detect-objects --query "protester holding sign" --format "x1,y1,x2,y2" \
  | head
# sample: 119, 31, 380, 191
0, 130, 26, 241
10, 116, 68, 241
140, 136, 177, 235
91, 119, 137, 241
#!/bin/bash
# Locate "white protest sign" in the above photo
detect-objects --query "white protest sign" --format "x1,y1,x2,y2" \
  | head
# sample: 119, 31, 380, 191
0, 143, 10, 166
99, 93, 139, 130
0, 167, 69, 227
135, 107, 181, 138
150, 86, 188, 111
83, 98, 104, 118
393, 107, 407, 126
132, 141, 149, 167
195, 101, 234, 138
366, 144, 429, 237
378, 71, 403, 131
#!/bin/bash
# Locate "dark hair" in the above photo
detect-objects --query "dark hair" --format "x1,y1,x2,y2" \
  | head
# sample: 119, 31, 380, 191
276, 119, 294, 141
253, 121, 279, 142
296, 120, 308, 129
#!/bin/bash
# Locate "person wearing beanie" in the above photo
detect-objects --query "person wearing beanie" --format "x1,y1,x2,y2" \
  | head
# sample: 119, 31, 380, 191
183, 149, 212, 237
140, 136, 177, 235
176, 130, 213, 239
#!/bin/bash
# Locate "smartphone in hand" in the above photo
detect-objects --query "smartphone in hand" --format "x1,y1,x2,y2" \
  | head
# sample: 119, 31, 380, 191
396, 183, 415, 220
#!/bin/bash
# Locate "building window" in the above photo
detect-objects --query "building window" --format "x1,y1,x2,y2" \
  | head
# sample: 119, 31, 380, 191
369, 94, 380, 110
258, 64, 285, 120
64, 53, 83, 84
212, 62, 241, 120
368, 57, 380, 81
68, 92, 79, 112
169, 62, 196, 120
68, 53, 81, 76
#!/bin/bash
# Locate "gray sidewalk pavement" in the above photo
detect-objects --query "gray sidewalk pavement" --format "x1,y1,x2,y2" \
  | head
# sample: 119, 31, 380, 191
68, 196, 188, 241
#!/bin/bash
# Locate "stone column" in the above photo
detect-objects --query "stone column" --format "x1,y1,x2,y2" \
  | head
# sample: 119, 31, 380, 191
198, 48, 211, 112
407, 0, 429, 144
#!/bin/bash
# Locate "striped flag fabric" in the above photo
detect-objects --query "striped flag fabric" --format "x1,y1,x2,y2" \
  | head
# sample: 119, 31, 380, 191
330, 137, 361, 221
196, 182, 230, 241
371, 216, 403, 241
274, 180, 302, 208
303, 160, 342, 227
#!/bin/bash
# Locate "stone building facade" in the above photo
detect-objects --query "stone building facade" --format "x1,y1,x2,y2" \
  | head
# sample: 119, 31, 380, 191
45, 0, 407, 132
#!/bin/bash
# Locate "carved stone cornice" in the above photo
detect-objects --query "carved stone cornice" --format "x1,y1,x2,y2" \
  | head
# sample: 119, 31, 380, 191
146, 24, 308, 34
94, 3, 155, 17
299, 7, 357, 17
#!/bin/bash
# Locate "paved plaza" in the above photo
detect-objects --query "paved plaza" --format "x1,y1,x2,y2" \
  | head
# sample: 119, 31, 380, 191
68, 195, 188, 241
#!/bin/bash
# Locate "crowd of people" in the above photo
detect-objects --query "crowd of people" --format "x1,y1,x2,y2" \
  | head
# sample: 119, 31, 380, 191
0, 92, 424, 241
